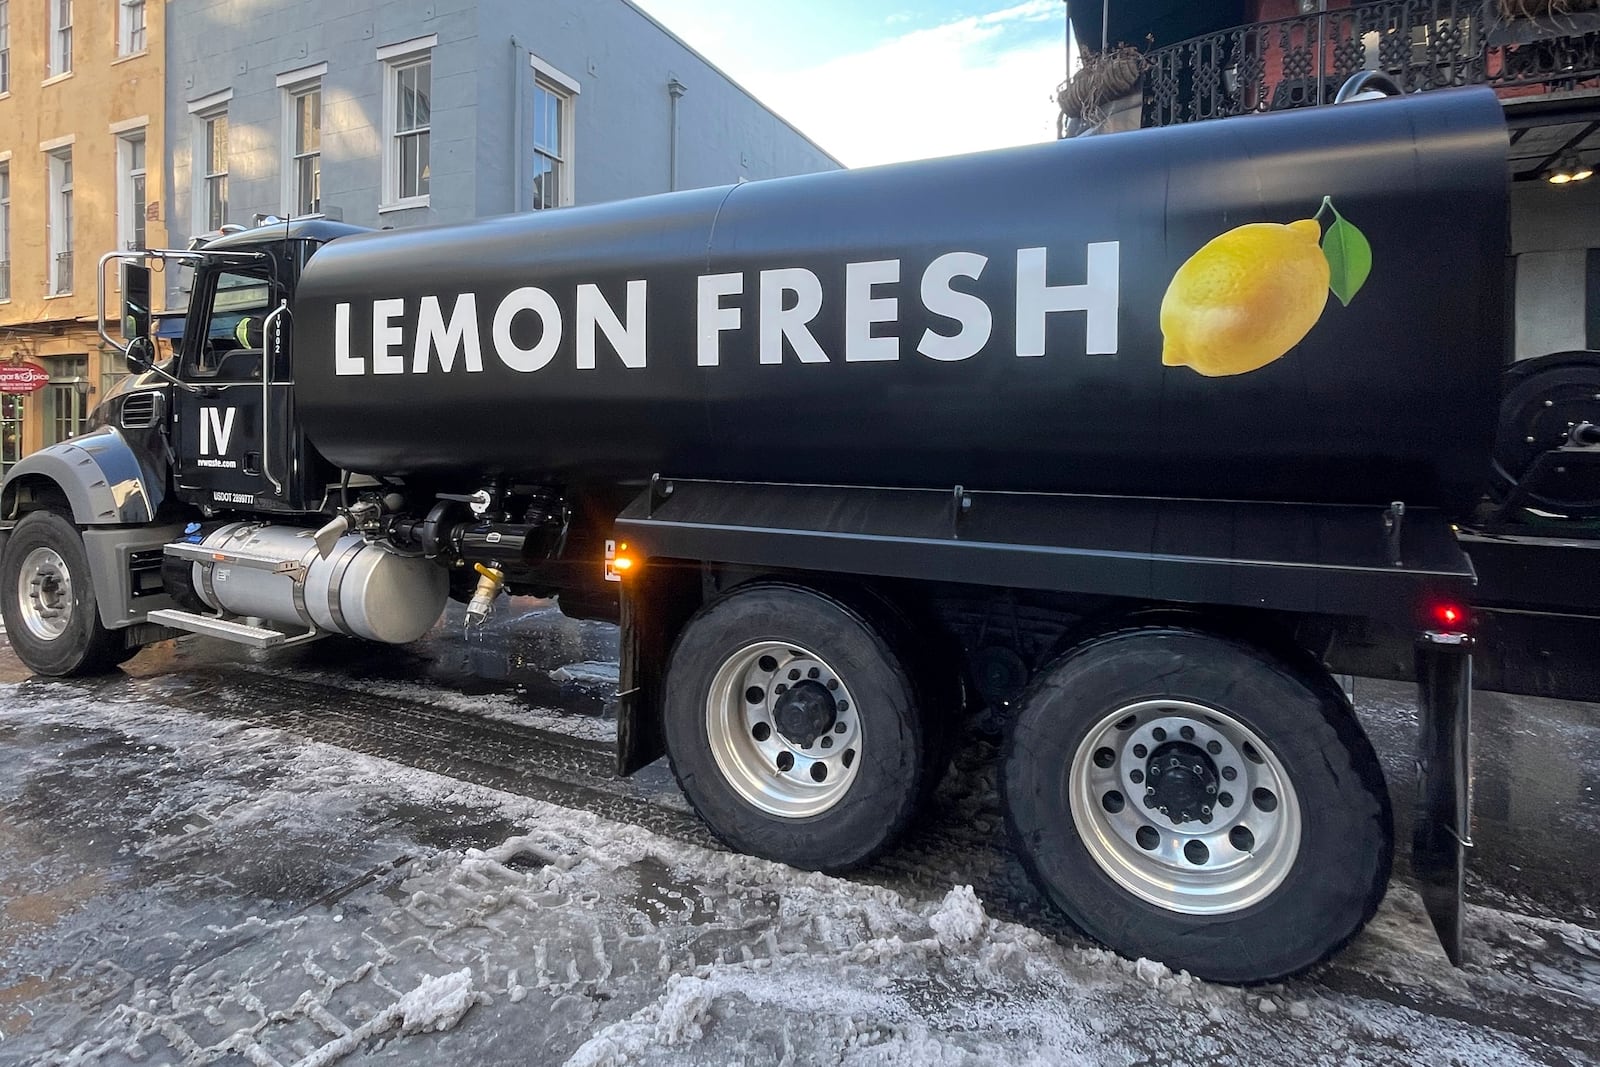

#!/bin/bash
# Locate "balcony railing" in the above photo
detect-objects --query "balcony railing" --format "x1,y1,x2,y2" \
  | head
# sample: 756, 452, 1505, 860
1137, 1, 1600, 128
53, 251, 72, 294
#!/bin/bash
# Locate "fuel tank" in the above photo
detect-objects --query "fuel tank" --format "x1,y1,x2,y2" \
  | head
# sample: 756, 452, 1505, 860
187, 523, 448, 643
295, 88, 1509, 514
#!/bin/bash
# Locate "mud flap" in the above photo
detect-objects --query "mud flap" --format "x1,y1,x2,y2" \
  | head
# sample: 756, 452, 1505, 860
1412, 633, 1473, 965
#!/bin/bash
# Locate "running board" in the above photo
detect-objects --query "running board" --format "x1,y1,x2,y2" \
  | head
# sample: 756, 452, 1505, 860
145, 608, 320, 650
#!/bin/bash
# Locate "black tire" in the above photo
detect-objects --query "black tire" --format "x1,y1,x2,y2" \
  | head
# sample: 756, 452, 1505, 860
663, 582, 929, 872
1, 510, 129, 677
1003, 626, 1392, 984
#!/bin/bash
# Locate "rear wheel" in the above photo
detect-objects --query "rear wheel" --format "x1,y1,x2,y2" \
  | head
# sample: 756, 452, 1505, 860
1, 510, 128, 676
663, 583, 931, 871
1003, 626, 1391, 983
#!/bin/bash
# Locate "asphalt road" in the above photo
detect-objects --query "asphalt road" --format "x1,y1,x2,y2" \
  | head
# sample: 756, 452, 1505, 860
1, 601, 1597, 1065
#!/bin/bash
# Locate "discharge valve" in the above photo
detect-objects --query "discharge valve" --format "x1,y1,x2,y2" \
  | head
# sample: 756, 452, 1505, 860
465, 562, 506, 629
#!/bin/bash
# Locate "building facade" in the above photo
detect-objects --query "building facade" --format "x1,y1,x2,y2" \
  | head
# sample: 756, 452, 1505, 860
1061, 1, 1600, 363
163, 0, 840, 269
0, 0, 168, 472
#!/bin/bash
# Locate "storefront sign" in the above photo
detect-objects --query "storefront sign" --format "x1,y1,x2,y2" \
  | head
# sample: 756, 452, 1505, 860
0, 363, 51, 394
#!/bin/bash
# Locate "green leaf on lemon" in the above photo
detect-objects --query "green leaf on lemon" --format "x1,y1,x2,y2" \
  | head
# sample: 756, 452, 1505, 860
1320, 205, 1371, 308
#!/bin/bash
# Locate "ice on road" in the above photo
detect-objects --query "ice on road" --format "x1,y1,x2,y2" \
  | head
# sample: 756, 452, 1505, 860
0, 662, 1596, 1065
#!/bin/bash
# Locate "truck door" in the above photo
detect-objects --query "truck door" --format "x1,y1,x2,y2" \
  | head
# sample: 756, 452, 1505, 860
172, 266, 303, 511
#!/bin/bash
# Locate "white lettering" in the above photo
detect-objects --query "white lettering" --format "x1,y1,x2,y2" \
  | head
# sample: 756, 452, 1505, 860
200, 407, 237, 456
697, 273, 742, 367
759, 267, 827, 365
1015, 242, 1120, 358
413, 294, 483, 374
334, 303, 363, 376
845, 260, 899, 363
371, 298, 407, 374
492, 286, 563, 373
577, 281, 647, 370
918, 252, 992, 362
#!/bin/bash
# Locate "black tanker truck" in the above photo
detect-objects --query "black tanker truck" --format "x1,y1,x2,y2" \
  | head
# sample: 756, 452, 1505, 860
3, 83, 1592, 984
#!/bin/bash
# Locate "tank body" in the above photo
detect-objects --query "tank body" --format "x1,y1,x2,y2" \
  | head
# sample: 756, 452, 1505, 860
295, 88, 1509, 514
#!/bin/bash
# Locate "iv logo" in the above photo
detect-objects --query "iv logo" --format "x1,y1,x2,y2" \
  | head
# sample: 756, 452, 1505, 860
200, 407, 238, 456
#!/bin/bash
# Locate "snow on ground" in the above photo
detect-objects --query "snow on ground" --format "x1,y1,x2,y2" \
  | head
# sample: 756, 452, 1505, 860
3, 679, 1591, 1066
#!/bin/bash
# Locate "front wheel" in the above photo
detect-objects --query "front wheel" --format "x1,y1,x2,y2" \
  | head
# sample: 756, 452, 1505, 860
1003, 627, 1392, 983
0, 510, 128, 676
663, 583, 931, 872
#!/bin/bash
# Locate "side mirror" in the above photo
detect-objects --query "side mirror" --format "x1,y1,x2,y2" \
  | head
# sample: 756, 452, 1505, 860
121, 263, 152, 341
125, 335, 156, 373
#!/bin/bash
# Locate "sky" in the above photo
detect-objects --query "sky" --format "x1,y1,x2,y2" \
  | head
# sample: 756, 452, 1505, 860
629, 1, 1073, 168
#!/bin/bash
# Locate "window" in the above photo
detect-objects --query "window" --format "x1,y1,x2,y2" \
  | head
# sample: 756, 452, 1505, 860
49, 0, 71, 77
390, 58, 430, 202
191, 269, 272, 379
44, 356, 87, 446
288, 84, 321, 215
0, 395, 23, 474
529, 57, 579, 210
119, 0, 145, 56
0, 2, 11, 95
118, 131, 146, 251
0, 164, 9, 301
380, 37, 435, 209
202, 110, 229, 231
48, 148, 72, 294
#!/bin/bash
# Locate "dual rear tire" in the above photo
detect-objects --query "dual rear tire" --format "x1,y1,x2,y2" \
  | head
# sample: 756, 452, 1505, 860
663, 586, 1392, 983
1004, 627, 1392, 983
663, 583, 937, 871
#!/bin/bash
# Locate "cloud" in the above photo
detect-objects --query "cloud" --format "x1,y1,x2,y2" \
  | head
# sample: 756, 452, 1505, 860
743, 2, 1066, 167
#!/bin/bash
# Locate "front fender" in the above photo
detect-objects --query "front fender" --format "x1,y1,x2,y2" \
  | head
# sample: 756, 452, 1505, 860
1, 426, 166, 525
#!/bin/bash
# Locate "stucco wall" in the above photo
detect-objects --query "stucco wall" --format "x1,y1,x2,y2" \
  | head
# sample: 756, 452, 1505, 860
0, 0, 169, 458
165, 0, 840, 261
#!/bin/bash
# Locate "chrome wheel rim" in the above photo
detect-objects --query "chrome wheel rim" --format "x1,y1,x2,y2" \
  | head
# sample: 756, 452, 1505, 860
1070, 699, 1302, 915
17, 546, 74, 642
706, 641, 862, 818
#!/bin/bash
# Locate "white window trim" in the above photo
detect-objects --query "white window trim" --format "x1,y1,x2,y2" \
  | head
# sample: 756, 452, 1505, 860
376, 34, 436, 62
529, 56, 579, 210
116, 129, 147, 253
186, 87, 233, 115
108, 114, 147, 135
118, 0, 146, 58
48, 0, 71, 78
192, 104, 229, 235
281, 78, 322, 217
0, 0, 11, 97
39, 133, 75, 153
276, 61, 327, 89
46, 146, 72, 295
381, 49, 432, 212
529, 54, 581, 95
0, 157, 11, 303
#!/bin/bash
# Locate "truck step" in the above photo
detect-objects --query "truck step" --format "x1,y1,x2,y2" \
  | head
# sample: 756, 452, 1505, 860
164, 540, 307, 576
145, 609, 317, 649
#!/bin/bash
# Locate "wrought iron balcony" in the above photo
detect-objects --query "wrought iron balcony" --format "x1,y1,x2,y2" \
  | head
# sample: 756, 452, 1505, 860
1133, 1, 1600, 129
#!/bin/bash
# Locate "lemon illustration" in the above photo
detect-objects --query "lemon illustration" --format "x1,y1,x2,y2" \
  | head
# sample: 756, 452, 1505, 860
1161, 219, 1329, 377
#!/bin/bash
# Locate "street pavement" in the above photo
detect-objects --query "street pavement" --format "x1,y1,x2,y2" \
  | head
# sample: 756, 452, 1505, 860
1, 601, 1597, 1065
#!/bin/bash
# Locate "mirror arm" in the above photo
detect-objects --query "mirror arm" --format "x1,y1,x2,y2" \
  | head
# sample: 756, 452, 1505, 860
96, 251, 134, 355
